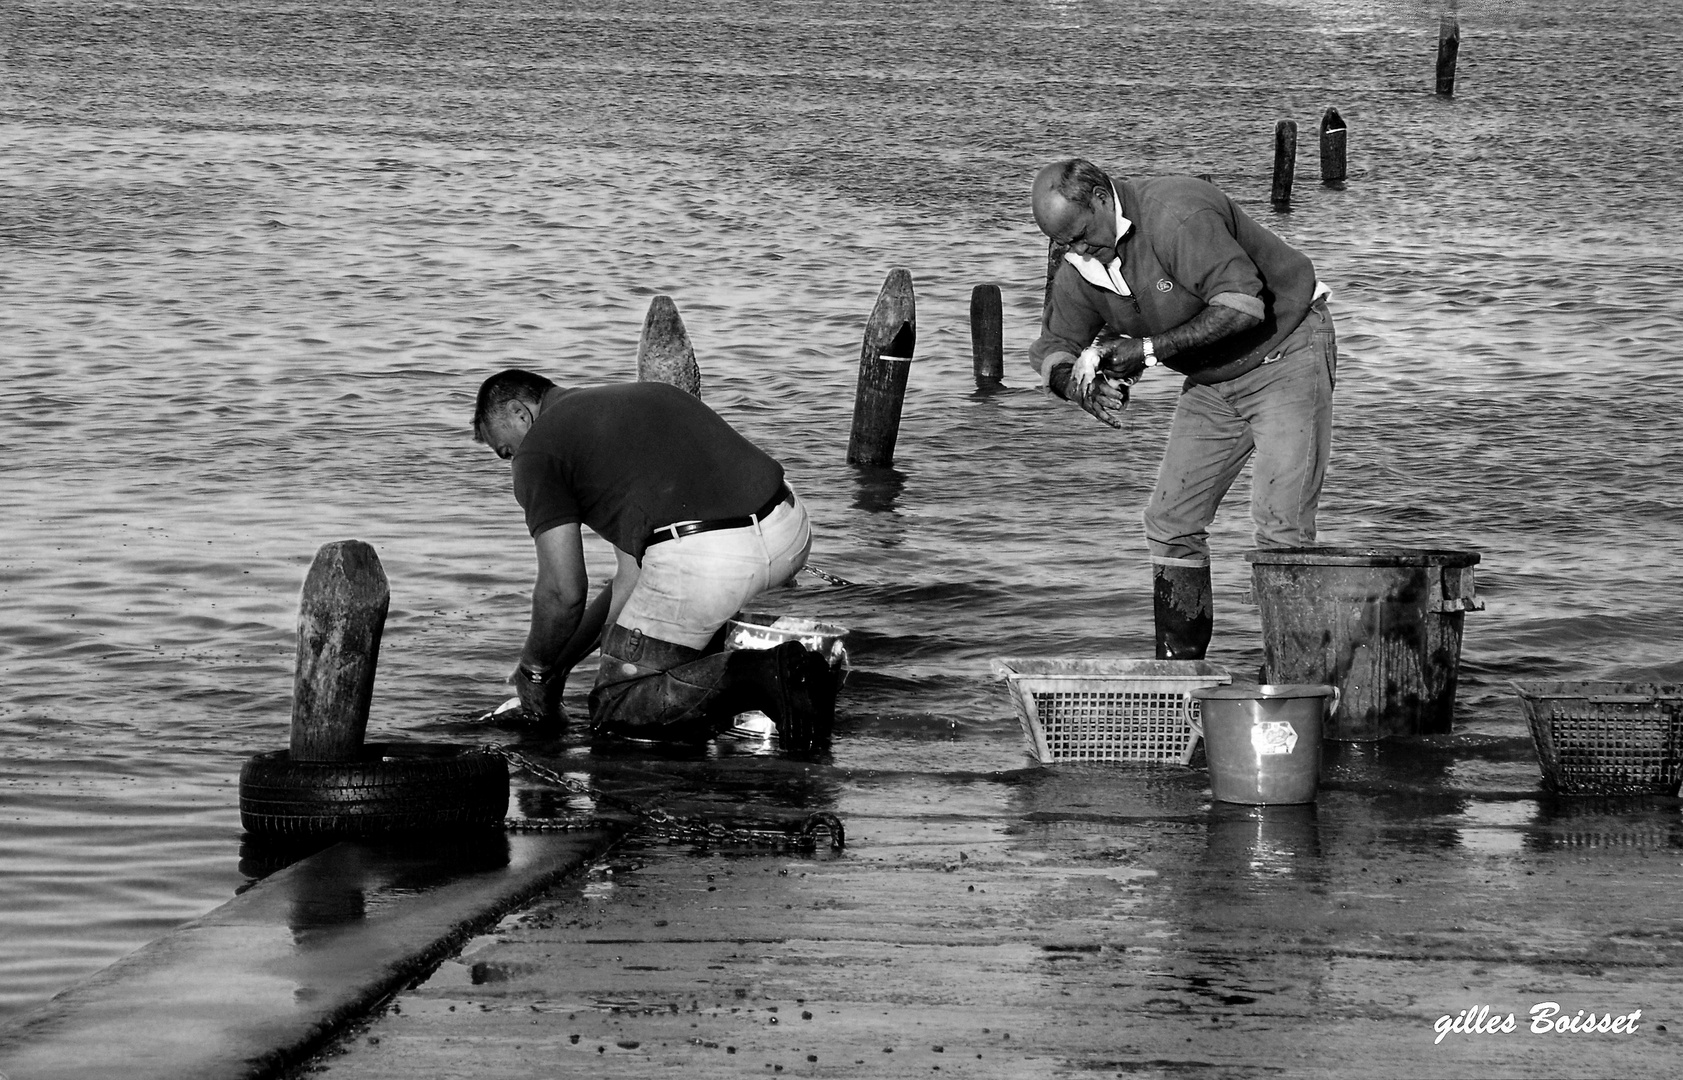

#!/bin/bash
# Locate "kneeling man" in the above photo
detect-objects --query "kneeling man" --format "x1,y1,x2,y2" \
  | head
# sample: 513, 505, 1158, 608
473, 369, 833, 750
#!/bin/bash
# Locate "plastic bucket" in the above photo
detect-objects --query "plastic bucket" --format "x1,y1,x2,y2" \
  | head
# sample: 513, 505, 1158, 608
1192, 683, 1338, 805
723, 613, 849, 678
721, 614, 851, 742
1246, 546, 1480, 741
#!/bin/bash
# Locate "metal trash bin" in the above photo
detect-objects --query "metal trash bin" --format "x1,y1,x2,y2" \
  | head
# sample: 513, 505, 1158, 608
1246, 546, 1481, 741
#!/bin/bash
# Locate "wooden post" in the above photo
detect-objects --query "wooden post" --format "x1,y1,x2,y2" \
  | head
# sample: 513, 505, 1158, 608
846, 269, 916, 467
1271, 119, 1297, 207
290, 540, 389, 762
636, 294, 701, 396
970, 284, 1004, 387
1436, 15, 1460, 96
1320, 108, 1348, 184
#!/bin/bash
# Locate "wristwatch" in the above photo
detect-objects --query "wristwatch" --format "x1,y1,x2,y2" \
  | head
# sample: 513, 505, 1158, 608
518, 664, 552, 684
1142, 337, 1158, 367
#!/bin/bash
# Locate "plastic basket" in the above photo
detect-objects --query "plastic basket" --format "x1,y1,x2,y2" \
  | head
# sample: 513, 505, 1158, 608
1511, 681, 1683, 796
992, 658, 1232, 765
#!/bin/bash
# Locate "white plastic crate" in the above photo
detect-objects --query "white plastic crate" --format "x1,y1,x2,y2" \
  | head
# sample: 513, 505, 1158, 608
992, 658, 1232, 765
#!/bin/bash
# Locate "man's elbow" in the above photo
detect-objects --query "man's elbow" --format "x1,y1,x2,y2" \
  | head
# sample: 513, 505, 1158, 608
1207, 293, 1266, 330
1228, 309, 1264, 333
533, 579, 586, 617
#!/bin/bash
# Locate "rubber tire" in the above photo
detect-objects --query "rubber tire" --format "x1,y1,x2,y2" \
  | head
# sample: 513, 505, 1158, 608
239, 742, 509, 838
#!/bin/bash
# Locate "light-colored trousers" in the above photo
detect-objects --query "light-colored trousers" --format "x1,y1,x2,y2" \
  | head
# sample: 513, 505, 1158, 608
1144, 302, 1337, 568
590, 492, 812, 735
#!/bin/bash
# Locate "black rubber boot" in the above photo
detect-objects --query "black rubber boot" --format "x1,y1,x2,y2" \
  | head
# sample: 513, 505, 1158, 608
1153, 562, 1213, 660
724, 642, 835, 753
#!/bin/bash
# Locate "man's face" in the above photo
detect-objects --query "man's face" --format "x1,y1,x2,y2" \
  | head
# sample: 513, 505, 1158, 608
1039, 187, 1120, 263
478, 401, 534, 461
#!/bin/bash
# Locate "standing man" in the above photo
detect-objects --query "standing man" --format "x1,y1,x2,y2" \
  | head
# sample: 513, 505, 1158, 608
1028, 158, 1337, 659
472, 369, 834, 750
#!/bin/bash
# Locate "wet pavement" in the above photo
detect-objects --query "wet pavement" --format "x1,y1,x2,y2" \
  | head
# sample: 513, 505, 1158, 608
294, 736, 1683, 1079
0, 829, 622, 1080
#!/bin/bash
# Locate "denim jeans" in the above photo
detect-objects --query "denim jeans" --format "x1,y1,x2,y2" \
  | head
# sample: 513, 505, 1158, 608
1143, 302, 1337, 566
589, 492, 813, 737
588, 627, 736, 740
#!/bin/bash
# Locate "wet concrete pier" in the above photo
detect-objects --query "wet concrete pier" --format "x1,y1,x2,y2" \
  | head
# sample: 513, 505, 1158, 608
299, 742, 1683, 1079
0, 829, 623, 1079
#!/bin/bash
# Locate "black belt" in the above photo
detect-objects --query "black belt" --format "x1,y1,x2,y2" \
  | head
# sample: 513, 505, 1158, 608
644, 483, 793, 548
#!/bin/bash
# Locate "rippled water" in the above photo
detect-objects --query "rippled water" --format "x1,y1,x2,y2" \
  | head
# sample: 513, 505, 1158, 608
3, 0, 1681, 1021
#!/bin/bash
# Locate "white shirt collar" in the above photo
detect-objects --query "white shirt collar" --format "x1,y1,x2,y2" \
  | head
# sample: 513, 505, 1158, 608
1061, 183, 1134, 296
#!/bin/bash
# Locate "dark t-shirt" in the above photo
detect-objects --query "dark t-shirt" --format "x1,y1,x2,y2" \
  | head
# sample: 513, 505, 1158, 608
511, 382, 784, 559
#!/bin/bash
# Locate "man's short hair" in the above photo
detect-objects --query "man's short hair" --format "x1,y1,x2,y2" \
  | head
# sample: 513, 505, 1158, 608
1047, 158, 1113, 208
472, 369, 555, 441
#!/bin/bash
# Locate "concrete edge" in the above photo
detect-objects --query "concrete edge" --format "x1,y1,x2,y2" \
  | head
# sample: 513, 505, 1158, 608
238, 828, 632, 1078
0, 827, 629, 1080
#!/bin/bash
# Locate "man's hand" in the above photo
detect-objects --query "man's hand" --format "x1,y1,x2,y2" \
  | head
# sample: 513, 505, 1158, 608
1095, 334, 1149, 386
511, 663, 568, 723
1069, 343, 1104, 392
1077, 377, 1129, 428
1050, 363, 1129, 429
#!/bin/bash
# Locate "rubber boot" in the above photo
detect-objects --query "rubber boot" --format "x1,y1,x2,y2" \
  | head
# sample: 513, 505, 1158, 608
1153, 562, 1213, 661
723, 642, 835, 753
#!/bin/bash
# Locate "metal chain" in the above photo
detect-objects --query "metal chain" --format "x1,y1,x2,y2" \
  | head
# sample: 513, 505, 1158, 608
501, 816, 602, 833
800, 563, 856, 587
483, 744, 845, 851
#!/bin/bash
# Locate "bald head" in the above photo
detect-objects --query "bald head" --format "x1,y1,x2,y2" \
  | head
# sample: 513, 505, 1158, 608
1031, 159, 1120, 260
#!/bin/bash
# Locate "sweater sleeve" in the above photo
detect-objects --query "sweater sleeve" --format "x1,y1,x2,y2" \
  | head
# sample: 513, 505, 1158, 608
1028, 263, 1105, 384
1159, 206, 1265, 307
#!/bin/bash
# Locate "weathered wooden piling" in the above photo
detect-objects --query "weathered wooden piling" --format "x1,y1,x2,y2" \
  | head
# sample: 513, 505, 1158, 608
1271, 120, 1298, 207
636, 294, 701, 396
1320, 108, 1347, 184
846, 269, 916, 467
1436, 15, 1460, 96
970, 284, 1004, 387
290, 540, 389, 762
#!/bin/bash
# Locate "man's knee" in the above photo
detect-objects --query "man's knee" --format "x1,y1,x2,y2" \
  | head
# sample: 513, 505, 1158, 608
587, 670, 717, 740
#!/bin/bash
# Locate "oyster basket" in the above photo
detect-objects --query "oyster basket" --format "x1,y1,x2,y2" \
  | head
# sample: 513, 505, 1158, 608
992, 658, 1231, 765
1511, 681, 1683, 796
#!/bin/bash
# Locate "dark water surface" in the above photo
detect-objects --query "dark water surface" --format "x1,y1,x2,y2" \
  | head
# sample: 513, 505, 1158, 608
3, 0, 1681, 1020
